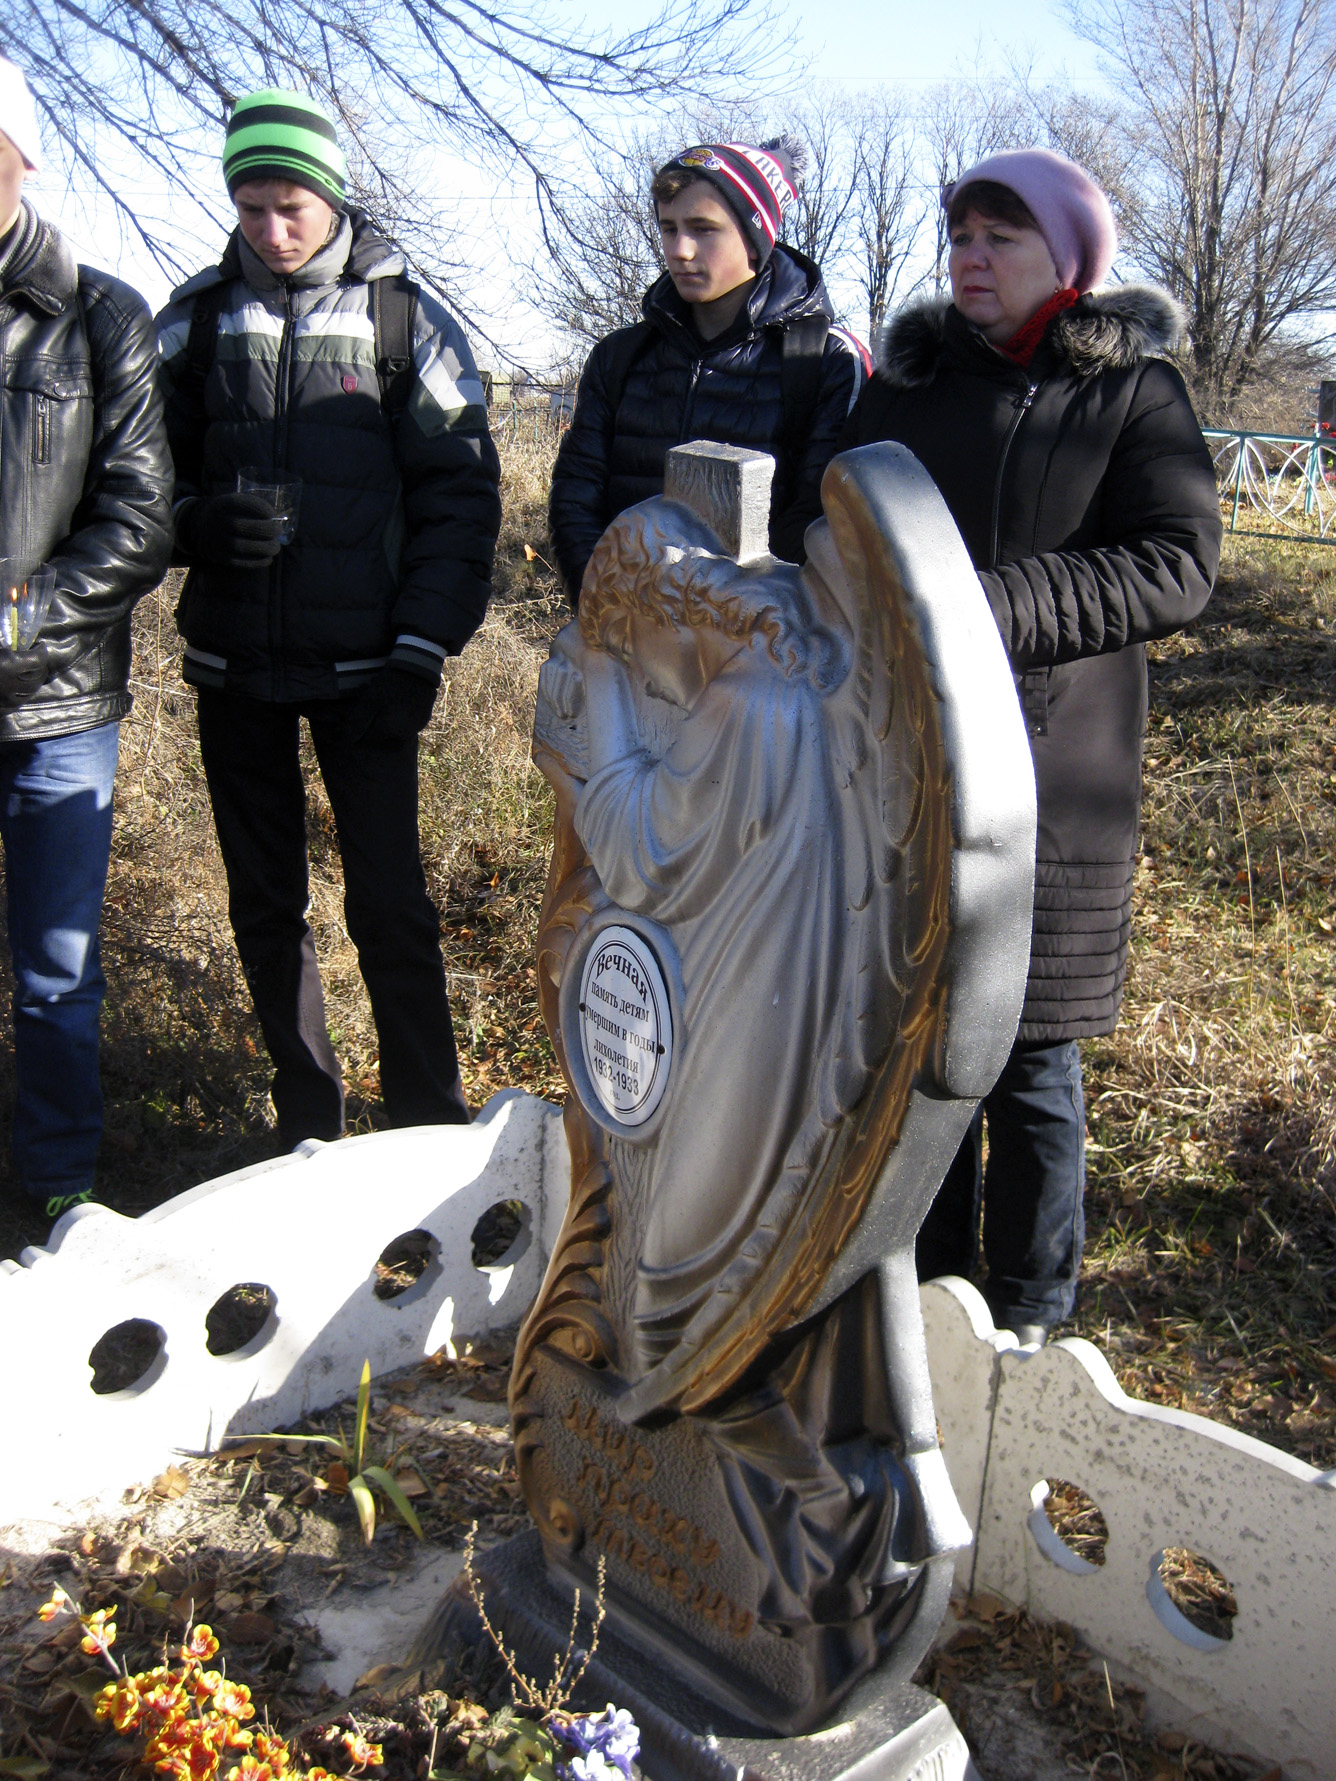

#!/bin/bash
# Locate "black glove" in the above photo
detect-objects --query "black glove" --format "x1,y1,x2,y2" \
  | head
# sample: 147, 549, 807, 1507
0, 644, 50, 706
176, 493, 284, 569
348, 665, 438, 746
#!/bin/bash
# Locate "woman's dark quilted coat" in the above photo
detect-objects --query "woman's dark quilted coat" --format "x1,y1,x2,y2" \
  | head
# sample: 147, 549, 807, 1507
840, 286, 1222, 1042
548, 245, 862, 601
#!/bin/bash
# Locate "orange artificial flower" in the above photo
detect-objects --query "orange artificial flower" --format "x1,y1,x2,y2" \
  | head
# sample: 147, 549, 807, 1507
224, 1759, 276, 1781
341, 1730, 384, 1770
182, 1624, 221, 1661
94, 1677, 144, 1733
38, 1585, 70, 1621
212, 1680, 256, 1722
80, 1608, 117, 1654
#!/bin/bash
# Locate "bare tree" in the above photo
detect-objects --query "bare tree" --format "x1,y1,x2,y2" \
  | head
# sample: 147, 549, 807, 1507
3, 0, 777, 286
531, 138, 666, 350
1068, 0, 1336, 415
848, 89, 923, 343
771, 90, 860, 277
918, 77, 1031, 291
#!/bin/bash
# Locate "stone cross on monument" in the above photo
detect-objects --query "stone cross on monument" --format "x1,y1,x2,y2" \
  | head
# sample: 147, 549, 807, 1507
416, 440, 1037, 1781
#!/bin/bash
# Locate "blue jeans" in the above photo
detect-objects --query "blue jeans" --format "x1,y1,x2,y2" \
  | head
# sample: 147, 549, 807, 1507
915, 1038, 1086, 1329
0, 722, 119, 1199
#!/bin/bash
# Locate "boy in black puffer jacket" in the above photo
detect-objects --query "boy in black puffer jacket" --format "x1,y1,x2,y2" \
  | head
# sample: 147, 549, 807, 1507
549, 138, 867, 605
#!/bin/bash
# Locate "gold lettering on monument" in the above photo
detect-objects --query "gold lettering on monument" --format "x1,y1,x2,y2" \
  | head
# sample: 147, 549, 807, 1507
563, 1398, 752, 1639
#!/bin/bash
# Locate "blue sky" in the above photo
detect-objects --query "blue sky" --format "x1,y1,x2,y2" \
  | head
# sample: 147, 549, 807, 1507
31, 0, 1107, 354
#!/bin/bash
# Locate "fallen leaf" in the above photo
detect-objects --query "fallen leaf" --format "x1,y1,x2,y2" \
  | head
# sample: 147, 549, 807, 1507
1317, 1355, 1336, 1383
967, 1592, 1006, 1621
225, 1611, 276, 1646
1051, 1677, 1064, 1705
392, 1470, 429, 1498
946, 1628, 987, 1651
218, 1439, 277, 1463
151, 1465, 190, 1500
356, 1662, 402, 1689
326, 1462, 350, 1493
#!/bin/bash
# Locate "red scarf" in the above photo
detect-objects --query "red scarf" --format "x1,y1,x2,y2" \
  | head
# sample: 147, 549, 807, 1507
1000, 287, 1079, 366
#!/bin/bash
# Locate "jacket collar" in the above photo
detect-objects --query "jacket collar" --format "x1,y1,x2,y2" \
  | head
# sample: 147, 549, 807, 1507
643, 243, 834, 352
876, 284, 1186, 388
0, 203, 78, 316
169, 206, 404, 304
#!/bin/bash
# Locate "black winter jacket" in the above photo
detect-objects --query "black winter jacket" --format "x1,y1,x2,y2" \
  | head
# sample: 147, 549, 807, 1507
840, 287, 1221, 1041
0, 204, 173, 740
549, 245, 864, 601
157, 212, 501, 701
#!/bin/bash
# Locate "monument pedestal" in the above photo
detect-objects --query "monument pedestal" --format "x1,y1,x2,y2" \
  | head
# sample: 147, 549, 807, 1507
408, 1532, 978, 1781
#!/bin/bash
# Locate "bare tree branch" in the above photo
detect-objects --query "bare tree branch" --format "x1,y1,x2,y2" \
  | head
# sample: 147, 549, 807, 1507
1067, 0, 1336, 415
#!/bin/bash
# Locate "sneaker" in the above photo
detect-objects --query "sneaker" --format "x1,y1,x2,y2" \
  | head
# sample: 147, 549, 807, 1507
43, 1188, 94, 1220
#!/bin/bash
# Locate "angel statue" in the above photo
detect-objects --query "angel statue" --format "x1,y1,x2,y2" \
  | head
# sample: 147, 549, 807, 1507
439, 441, 1034, 1754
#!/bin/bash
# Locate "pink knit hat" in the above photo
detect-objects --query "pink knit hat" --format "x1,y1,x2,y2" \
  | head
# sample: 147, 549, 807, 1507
943, 148, 1116, 293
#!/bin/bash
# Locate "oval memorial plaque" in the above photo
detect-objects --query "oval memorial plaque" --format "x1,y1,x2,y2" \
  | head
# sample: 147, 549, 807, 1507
577, 925, 673, 1127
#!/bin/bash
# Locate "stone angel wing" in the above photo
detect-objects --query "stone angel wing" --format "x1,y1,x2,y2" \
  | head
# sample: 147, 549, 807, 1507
616, 441, 1037, 1419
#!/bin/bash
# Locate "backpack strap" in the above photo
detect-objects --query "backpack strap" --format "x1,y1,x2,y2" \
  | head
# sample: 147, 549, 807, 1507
179, 280, 227, 405
779, 314, 830, 468
373, 272, 419, 416
599, 320, 654, 424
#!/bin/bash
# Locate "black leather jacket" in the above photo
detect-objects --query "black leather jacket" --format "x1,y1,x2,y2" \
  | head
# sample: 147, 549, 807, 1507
0, 205, 173, 741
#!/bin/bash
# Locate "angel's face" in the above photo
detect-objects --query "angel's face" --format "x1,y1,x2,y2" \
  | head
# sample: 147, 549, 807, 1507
624, 613, 708, 709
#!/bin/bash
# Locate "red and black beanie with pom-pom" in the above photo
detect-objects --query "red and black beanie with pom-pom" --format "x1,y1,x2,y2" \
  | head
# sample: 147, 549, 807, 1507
656, 135, 807, 267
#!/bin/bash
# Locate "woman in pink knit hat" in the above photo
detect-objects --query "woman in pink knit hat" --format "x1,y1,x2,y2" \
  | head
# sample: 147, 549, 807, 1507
841, 148, 1222, 1347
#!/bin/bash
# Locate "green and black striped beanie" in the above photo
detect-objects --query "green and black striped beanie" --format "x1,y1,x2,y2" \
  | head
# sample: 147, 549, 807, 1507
222, 89, 347, 209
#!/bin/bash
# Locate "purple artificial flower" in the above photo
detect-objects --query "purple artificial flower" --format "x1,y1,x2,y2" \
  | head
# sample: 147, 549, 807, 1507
557, 1705, 640, 1780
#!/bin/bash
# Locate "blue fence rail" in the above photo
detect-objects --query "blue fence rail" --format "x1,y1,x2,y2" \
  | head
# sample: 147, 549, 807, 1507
1203, 428, 1336, 544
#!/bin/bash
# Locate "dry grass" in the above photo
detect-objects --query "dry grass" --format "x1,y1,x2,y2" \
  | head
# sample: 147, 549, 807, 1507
1074, 531, 1336, 1470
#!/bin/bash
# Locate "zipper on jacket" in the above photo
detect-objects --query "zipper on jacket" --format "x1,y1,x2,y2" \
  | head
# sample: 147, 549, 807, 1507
988, 380, 1037, 569
270, 282, 297, 693
678, 359, 703, 444
32, 394, 50, 465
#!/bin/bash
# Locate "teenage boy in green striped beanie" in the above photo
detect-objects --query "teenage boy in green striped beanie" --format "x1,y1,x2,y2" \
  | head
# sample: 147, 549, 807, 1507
156, 89, 502, 1146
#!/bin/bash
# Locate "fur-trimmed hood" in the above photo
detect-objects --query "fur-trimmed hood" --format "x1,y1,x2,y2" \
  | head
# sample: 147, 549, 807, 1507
877, 284, 1185, 387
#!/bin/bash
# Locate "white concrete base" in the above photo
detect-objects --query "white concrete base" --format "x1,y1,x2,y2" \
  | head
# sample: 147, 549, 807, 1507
924, 1275, 1336, 1780
2, 1090, 565, 1530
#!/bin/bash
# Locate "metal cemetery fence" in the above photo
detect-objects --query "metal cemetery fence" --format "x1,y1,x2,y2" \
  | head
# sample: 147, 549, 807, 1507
488, 381, 576, 444
1203, 428, 1336, 544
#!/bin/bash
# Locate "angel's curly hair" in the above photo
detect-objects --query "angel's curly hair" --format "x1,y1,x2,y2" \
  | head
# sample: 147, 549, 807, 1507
578, 507, 836, 684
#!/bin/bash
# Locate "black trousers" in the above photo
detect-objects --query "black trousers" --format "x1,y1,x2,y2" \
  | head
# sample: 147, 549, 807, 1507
197, 688, 468, 1145
915, 1038, 1086, 1331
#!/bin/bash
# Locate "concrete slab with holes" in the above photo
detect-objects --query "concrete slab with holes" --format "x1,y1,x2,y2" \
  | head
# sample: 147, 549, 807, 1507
0, 1089, 562, 1531
923, 1275, 1336, 1779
